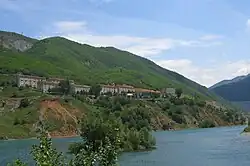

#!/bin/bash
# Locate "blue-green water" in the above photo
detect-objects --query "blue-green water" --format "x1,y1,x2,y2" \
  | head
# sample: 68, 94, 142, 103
1, 126, 250, 166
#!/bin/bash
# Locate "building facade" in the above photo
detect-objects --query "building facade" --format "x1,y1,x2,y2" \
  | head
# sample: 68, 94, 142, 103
116, 84, 135, 94
100, 84, 135, 95
71, 84, 91, 94
135, 88, 160, 98
16, 73, 45, 88
161, 88, 176, 97
100, 84, 118, 94
38, 80, 58, 93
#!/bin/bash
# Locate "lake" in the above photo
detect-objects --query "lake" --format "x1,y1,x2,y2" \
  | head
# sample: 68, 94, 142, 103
1, 126, 250, 166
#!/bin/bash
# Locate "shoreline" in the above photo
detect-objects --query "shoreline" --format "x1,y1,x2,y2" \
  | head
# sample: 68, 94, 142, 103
0, 135, 80, 141
1, 125, 245, 141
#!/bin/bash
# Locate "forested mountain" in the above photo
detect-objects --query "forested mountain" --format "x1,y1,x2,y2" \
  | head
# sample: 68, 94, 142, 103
210, 75, 250, 102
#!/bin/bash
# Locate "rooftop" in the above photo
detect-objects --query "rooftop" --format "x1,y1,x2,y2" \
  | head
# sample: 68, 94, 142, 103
74, 84, 91, 88
18, 74, 46, 80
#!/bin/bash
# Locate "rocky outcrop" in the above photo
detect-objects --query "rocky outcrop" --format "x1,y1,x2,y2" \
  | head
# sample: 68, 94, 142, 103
3, 39, 33, 52
0, 31, 36, 52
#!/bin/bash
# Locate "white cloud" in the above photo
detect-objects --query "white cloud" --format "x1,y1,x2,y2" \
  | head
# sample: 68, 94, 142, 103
156, 59, 250, 87
44, 21, 222, 57
54, 21, 87, 32
200, 35, 223, 41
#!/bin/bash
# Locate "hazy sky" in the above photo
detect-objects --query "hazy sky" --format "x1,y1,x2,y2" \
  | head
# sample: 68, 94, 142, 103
1, 0, 250, 87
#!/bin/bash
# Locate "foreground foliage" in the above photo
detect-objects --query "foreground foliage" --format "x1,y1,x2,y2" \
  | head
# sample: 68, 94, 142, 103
69, 112, 156, 154
8, 118, 123, 166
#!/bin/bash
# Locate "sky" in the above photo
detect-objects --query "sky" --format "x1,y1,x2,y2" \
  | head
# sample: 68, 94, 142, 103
1, 0, 250, 87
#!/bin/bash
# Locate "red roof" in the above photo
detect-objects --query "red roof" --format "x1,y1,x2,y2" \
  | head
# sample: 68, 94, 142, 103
116, 84, 134, 88
135, 88, 160, 93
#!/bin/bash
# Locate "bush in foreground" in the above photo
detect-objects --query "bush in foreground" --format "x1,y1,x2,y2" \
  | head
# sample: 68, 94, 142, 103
8, 120, 121, 166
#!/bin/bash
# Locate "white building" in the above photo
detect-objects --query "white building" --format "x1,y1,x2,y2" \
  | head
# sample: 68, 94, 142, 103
116, 84, 135, 94
100, 84, 118, 94
72, 84, 91, 94
16, 73, 45, 88
161, 88, 176, 97
38, 80, 58, 93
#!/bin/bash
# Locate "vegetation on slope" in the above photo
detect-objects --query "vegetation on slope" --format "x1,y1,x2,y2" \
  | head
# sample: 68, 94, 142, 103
0, 31, 230, 103
0, 82, 245, 140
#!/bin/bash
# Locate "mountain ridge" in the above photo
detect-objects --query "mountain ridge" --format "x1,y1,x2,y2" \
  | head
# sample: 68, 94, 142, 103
210, 74, 250, 102
210, 75, 248, 89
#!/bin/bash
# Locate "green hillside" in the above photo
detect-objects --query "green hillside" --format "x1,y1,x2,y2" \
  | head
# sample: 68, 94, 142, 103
0, 31, 247, 140
0, 31, 232, 102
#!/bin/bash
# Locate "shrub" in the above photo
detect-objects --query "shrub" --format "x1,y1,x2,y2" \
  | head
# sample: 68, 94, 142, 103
162, 101, 171, 111
196, 100, 206, 107
175, 88, 183, 98
199, 119, 215, 128
13, 117, 20, 125
19, 98, 29, 108
171, 113, 185, 124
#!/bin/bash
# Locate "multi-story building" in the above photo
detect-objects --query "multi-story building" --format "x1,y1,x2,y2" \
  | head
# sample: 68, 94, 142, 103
116, 84, 135, 94
16, 73, 46, 88
71, 84, 91, 94
100, 84, 118, 94
161, 88, 176, 97
100, 84, 136, 95
135, 88, 161, 98
38, 80, 58, 93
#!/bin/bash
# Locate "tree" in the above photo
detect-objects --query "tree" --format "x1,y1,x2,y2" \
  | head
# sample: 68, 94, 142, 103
175, 88, 183, 98
74, 115, 122, 166
59, 79, 71, 95
19, 98, 29, 108
31, 124, 65, 166
89, 85, 102, 97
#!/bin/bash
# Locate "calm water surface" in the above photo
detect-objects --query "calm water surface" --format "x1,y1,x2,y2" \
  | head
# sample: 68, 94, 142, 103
1, 126, 250, 166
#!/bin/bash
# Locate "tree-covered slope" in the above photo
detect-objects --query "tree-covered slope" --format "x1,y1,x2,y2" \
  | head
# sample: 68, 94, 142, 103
0, 31, 229, 101
211, 75, 250, 101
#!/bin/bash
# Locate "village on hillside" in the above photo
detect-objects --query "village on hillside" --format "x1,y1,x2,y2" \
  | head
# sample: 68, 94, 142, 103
16, 73, 177, 98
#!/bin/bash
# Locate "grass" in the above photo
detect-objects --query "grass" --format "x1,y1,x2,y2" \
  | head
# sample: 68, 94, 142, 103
0, 106, 39, 138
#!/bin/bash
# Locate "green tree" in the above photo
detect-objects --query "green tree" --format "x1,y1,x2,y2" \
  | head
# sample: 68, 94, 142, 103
31, 130, 65, 166
59, 79, 71, 95
175, 88, 183, 98
19, 98, 29, 108
71, 114, 122, 166
89, 85, 102, 97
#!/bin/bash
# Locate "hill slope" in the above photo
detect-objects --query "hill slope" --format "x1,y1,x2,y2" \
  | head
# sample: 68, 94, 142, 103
0, 86, 246, 139
0, 31, 231, 103
210, 75, 250, 101
0, 31, 37, 51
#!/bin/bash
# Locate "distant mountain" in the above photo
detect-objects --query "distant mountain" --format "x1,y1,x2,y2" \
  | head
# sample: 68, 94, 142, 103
0, 31, 231, 102
210, 75, 247, 89
232, 101, 250, 112
210, 74, 250, 101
